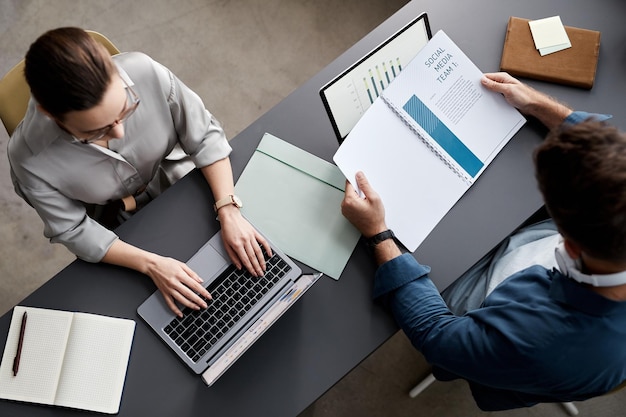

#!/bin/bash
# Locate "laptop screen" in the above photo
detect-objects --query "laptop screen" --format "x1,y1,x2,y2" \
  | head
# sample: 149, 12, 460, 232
320, 12, 432, 143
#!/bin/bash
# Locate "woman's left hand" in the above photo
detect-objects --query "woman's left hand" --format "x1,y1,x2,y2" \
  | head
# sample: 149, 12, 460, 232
217, 205, 271, 276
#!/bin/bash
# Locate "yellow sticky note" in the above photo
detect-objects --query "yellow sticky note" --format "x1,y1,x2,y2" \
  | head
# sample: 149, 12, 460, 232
529, 16, 571, 56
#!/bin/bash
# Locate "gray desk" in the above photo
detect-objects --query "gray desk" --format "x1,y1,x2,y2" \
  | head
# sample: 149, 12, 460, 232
1, 1, 625, 415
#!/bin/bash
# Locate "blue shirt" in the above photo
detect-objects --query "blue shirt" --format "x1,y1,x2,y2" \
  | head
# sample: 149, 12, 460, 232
373, 111, 624, 411
564, 110, 612, 124
375, 255, 626, 410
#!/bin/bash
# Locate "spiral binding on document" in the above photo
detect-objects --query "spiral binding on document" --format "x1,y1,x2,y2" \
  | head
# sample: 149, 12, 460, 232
380, 94, 473, 186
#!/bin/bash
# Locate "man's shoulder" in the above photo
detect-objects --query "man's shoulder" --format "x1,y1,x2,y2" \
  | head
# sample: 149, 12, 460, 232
480, 266, 559, 317
494, 264, 554, 293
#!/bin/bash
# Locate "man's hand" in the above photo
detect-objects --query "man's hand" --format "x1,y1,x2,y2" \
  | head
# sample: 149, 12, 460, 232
342, 171, 402, 264
341, 171, 388, 238
482, 72, 572, 129
481, 72, 540, 112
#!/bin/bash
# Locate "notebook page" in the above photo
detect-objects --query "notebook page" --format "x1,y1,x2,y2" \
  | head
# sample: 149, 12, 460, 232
334, 98, 467, 252
334, 31, 525, 252
381, 30, 525, 182
0, 306, 73, 405
55, 313, 135, 414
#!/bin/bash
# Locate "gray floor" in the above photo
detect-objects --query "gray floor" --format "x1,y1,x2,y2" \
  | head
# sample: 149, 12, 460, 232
1, 1, 625, 416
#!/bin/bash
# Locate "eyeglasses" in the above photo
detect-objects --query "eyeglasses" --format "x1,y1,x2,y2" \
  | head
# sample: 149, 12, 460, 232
71, 81, 141, 144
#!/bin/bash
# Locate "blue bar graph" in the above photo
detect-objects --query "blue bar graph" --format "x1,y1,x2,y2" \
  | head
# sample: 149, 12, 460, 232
376, 66, 385, 91
403, 95, 483, 177
363, 78, 374, 104
383, 62, 391, 84
368, 69, 380, 98
359, 58, 403, 107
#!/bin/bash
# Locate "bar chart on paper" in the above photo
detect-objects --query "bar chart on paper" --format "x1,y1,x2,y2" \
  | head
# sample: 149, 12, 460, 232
320, 14, 431, 140
362, 59, 404, 105
334, 30, 527, 252
334, 60, 400, 122
337, 57, 408, 126
326, 55, 412, 139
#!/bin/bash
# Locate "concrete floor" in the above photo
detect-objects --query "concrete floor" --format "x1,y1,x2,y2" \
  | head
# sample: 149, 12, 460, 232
1, 1, 625, 416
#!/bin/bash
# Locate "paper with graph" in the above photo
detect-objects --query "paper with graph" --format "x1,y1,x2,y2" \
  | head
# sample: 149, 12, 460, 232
334, 30, 526, 252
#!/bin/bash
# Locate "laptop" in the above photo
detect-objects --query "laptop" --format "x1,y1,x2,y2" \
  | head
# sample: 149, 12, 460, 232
138, 230, 320, 385
320, 12, 432, 143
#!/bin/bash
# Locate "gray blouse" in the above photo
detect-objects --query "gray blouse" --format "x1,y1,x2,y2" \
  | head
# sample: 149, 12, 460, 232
8, 52, 232, 262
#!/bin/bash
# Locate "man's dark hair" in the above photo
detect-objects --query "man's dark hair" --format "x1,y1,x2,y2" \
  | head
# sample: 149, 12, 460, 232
24, 27, 116, 121
535, 120, 626, 262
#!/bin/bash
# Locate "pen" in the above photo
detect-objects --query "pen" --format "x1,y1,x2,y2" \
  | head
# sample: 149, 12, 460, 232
12, 311, 27, 376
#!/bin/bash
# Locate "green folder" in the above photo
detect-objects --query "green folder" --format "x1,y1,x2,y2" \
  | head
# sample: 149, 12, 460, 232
235, 133, 360, 280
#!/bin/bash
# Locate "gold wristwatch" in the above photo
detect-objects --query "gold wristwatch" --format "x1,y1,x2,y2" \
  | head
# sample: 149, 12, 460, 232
213, 194, 243, 213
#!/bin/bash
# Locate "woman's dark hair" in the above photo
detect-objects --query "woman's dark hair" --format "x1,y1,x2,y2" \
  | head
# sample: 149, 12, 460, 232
535, 120, 626, 262
24, 27, 116, 120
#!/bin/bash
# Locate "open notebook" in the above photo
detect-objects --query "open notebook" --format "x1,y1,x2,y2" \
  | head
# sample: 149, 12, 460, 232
0, 306, 135, 414
334, 31, 526, 252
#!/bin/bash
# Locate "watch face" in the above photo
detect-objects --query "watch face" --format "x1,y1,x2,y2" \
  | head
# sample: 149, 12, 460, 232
233, 195, 243, 208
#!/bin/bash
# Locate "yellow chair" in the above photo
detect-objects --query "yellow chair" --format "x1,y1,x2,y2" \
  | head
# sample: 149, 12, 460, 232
0, 30, 120, 136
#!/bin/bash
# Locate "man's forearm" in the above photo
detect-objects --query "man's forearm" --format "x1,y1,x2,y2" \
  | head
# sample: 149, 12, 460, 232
524, 90, 573, 130
373, 238, 403, 265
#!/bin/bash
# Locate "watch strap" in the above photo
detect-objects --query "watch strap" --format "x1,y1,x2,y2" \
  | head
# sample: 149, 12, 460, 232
366, 229, 396, 248
213, 195, 242, 213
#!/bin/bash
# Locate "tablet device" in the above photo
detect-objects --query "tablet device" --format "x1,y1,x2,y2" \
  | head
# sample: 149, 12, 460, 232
320, 12, 432, 143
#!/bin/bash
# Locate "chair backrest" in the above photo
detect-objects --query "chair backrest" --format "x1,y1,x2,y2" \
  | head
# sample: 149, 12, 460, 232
0, 30, 120, 136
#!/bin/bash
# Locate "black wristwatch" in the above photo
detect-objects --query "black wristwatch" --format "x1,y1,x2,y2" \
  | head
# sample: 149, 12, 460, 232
365, 229, 396, 249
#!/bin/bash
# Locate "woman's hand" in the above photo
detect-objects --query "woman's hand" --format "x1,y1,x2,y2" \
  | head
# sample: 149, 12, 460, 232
217, 204, 271, 277
144, 254, 211, 317
102, 239, 211, 318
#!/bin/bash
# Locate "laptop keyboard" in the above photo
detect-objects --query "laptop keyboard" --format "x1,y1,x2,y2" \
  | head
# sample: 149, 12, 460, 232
163, 250, 292, 363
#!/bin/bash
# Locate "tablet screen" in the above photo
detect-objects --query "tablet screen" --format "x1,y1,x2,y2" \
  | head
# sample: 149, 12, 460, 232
320, 13, 432, 143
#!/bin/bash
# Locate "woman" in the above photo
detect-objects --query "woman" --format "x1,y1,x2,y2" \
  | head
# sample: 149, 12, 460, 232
8, 27, 270, 317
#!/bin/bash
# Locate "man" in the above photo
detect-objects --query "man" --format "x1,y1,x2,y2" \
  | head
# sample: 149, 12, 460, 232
8, 28, 270, 317
341, 72, 626, 410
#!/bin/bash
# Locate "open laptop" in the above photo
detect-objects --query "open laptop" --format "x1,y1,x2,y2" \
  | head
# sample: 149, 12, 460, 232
320, 12, 432, 143
138, 230, 320, 386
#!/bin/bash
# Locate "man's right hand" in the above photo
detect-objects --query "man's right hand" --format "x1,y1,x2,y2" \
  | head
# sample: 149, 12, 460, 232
481, 72, 572, 129
481, 72, 541, 112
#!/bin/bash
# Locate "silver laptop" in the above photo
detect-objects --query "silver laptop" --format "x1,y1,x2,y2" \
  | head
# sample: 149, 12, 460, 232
138, 230, 319, 384
320, 12, 432, 143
